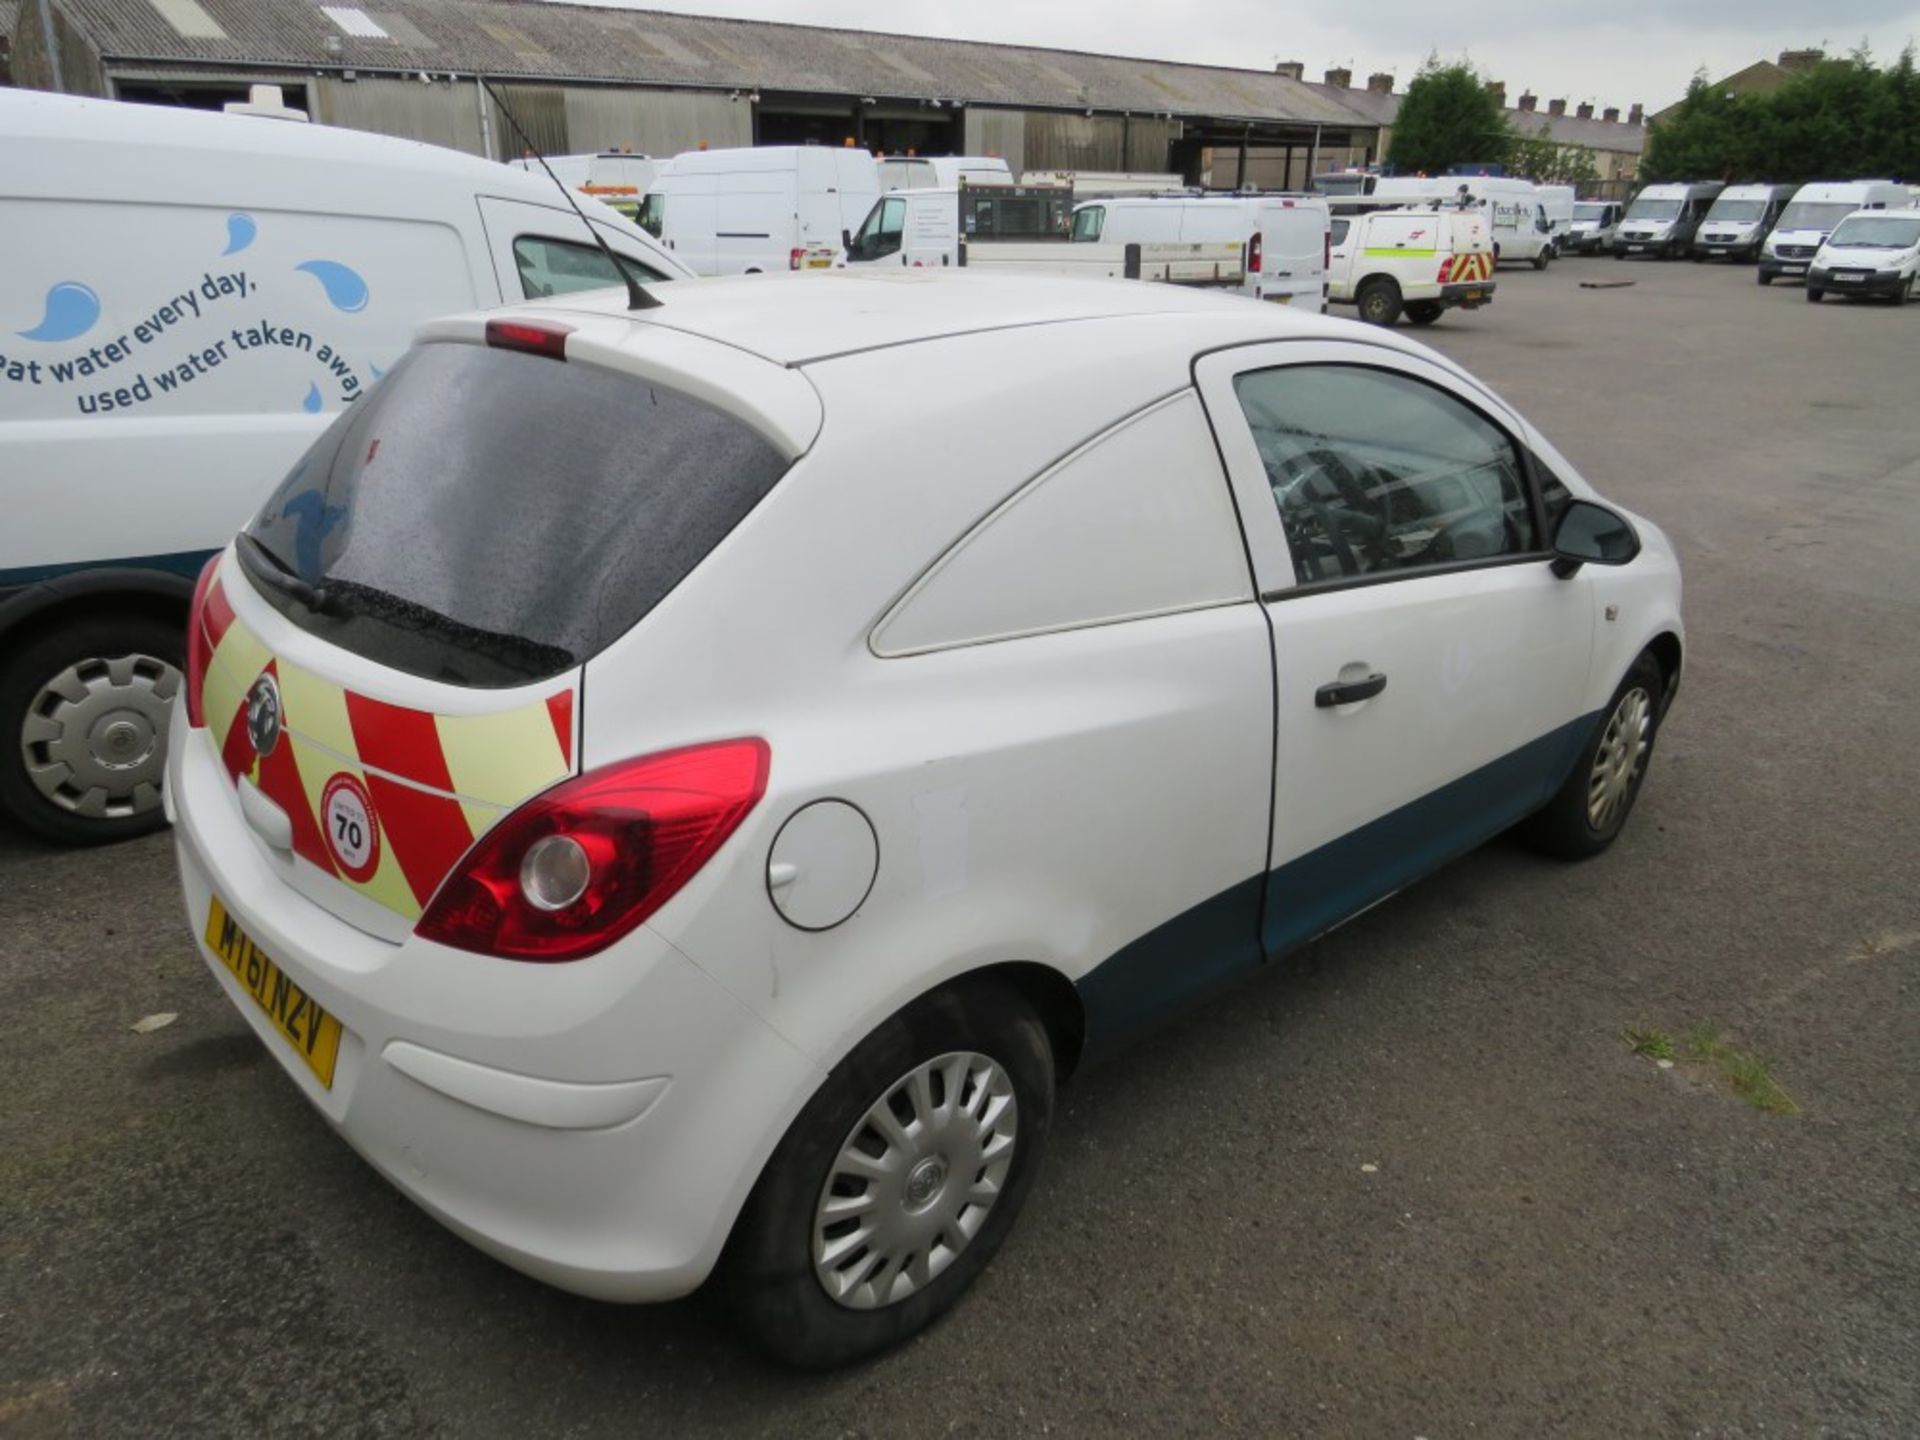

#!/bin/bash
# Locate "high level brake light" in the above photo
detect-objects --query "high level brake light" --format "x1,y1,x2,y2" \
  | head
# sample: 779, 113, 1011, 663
415, 738, 770, 962
484, 319, 573, 361
184, 554, 221, 729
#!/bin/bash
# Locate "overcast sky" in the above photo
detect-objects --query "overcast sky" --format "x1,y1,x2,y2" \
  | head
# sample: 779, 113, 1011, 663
553, 0, 1920, 112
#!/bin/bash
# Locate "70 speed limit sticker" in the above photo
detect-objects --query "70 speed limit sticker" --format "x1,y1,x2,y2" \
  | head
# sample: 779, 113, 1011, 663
321, 773, 381, 883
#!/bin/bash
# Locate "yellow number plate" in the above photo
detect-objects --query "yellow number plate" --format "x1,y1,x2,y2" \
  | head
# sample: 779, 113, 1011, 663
204, 896, 343, 1088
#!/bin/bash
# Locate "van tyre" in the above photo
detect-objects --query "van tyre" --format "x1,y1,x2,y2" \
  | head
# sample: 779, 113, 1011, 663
1521, 651, 1667, 862
1405, 301, 1444, 325
0, 613, 184, 846
1807, 288, 1824, 303
1531, 249, 1550, 271
1756, 272, 1771, 286
727, 980, 1055, 1369
1355, 278, 1403, 326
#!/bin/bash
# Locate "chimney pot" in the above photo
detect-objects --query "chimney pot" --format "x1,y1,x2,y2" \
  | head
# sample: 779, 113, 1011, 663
1777, 48, 1824, 72
1518, 92, 1537, 112
1603, 106, 1620, 123
1367, 72, 1395, 94
1485, 80, 1507, 104
1324, 67, 1352, 89
1547, 98, 1567, 117
1628, 102, 1644, 125
1274, 60, 1305, 80
1576, 101, 1594, 119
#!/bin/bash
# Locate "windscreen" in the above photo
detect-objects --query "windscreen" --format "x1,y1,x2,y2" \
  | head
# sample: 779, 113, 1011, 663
1071, 206, 1105, 241
1625, 197, 1683, 221
242, 342, 790, 687
1573, 203, 1610, 221
1826, 215, 1920, 248
1706, 199, 1766, 222
1777, 201, 1857, 231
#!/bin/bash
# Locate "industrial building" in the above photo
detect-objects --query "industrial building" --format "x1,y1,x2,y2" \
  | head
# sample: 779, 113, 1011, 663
5, 0, 1389, 186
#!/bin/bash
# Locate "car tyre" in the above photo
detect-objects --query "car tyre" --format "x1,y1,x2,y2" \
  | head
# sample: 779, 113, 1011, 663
726, 979, 1055, 1369
0, 612, 184, 846
1355, 278, 1403, 326
1520, 650, 1667, 862
1404, 300, 1444, 325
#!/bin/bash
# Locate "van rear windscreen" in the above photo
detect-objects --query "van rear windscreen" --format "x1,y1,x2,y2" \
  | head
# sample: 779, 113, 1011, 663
242, 342, 789, 687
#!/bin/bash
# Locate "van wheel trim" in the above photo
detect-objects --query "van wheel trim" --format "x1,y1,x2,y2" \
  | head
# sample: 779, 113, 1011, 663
19, 654, 180, 819
812, 1050, 1018, 1312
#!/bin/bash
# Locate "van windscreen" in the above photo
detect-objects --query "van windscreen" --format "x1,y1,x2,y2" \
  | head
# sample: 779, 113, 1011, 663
242, 342, 790, 688
1777, 201, 1857, 231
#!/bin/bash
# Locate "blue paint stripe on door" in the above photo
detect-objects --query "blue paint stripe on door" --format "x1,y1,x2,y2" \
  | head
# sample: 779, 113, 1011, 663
1076, 710, 1597, 1058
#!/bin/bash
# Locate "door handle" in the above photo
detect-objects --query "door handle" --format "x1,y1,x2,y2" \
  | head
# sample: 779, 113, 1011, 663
1315, 672, 1388, 708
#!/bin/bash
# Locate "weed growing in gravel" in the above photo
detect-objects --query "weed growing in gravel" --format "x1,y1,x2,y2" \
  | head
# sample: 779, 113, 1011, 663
1685, 1023, 1800, 1115
1624, 1027, 1676, 1061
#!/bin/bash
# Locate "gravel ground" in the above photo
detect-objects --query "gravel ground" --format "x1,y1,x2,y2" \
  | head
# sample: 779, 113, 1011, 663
2, 255, 1916, 1439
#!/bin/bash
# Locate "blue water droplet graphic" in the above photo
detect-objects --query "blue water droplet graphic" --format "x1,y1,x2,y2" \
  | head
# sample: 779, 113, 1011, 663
17, 282, 101, 342
222, 213, 258, 256
294, 260, 369, 314
302, 382, 324, 414
370, 364, 386, 382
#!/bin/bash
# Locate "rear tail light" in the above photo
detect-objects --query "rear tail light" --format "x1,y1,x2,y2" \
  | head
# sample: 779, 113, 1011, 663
184, 554, 221, 729
1437, 256, 1455, 283
1248, 230, 1263, 274
415, 738, 770, 962
484, 319, 572, 361
790, 247, 806, 271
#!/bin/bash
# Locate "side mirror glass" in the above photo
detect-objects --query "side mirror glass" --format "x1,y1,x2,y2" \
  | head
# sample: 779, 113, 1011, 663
1552, 499, 1640, 576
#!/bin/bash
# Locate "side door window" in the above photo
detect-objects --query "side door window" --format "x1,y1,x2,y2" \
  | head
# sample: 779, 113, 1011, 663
871, 196, 907, 258
511, 235, 666, 300
1231, 364, 1539, 588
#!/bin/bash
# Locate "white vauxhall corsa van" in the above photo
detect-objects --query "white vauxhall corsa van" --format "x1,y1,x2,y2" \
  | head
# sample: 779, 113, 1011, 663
170, 272, 1681, 1368
1069, 194, 1331, 306
1806, 208, 1920, 304
1759, 180, 1909, 284
0, 89, 689, 845
646, 146, 881, 274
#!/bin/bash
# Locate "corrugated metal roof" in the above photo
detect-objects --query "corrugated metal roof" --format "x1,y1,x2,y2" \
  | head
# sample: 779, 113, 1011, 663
1, 2, 20, 44
47, 0, 1378, 127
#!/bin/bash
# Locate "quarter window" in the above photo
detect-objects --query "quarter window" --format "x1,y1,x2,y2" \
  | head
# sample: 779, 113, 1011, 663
1232, 365, 1538, 586
511, 235, 665, 300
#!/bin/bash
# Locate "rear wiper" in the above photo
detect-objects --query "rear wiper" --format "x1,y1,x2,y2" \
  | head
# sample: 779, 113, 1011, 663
237, 532, 333, 614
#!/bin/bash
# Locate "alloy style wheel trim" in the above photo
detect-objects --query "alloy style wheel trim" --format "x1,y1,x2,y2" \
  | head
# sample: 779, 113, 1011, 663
1587, 686, 1653, 830
813, 1050, 1018, 1311
20, 654, 181, 818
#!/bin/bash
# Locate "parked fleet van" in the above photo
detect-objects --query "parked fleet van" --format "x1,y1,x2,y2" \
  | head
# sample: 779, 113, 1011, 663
1327, 205, 1497, 325
646, 146, 880, 274
1614, 182, 1724, 258
1759, 181, 1910, 284
1027, 170, 1188, 197
877, 155, 1014, 190
1070, 195, 1331, 306
1369, 176, 1553, 267
1537, 185, 1576, 245
1806, 207, 1920, 304
1565, 200, 1623, 254
1692, 183, 1795, 262
0, 88, 688, 844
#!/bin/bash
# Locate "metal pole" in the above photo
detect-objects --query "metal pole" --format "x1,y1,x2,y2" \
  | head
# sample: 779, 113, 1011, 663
474, 74, 495, 159
36, 0, 66, 92
1237, 126, 1249, 190
1307, 123, 1322, 184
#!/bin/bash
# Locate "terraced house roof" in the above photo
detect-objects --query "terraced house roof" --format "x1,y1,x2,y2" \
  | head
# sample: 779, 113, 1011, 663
45, 0, 1380, 126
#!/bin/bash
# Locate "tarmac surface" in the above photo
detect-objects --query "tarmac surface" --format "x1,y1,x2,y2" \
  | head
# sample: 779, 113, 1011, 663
3, 255, 1917, 1438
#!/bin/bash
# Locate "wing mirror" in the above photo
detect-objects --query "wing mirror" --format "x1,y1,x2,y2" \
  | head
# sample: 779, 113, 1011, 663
1551, 499, 1640, 578
842, 228, 856, 259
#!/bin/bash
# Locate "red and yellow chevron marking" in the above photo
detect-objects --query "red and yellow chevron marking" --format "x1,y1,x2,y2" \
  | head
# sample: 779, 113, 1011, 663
1449, 250, 1495, 284
196, 560, 578, 920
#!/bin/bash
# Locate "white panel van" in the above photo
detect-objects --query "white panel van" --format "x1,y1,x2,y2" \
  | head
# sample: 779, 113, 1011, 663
1759, 180, 1910, 284
649, 146, 881, 275
0, 88, 688, 844
1693, 183, 1795, 262
1370, 176, 1554, 267
1069, 195, 1330, 306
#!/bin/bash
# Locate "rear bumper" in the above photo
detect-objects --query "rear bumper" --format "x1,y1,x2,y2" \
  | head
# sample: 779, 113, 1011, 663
168, 709, 821, 1302
1439, 282, 1495, 309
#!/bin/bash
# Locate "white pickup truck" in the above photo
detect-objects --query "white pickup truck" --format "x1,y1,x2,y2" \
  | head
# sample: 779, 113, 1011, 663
1327, 206, 1497, 326
844, 186, 1245, 287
